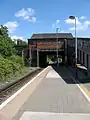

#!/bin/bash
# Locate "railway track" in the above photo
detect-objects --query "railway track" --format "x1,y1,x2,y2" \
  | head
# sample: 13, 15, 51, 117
0, 68, 42, 105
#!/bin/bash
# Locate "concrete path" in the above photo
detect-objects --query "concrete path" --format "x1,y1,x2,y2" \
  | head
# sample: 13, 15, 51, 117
13, 67, 90, 120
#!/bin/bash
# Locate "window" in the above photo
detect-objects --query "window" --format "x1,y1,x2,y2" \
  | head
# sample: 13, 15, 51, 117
77, 49, 79, 59
83, 52, 85, 64
87, 54, 88, 68
80, 50, 81, 61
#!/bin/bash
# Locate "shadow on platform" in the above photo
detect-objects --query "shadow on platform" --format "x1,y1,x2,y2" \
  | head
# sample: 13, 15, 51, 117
52, 65, 90, 84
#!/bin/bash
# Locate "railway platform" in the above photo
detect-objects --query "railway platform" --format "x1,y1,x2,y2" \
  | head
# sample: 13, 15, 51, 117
0, 66, 90, 120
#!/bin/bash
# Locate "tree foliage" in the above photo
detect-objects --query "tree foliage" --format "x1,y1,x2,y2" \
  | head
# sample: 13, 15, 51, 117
0, 25, 16, 57
8, 55, 24, 67
14, 39, 27, 56
0, 25, 8, 37
0, 54, 25, 81
0, 25, 26, 82
0, 55, 13, 81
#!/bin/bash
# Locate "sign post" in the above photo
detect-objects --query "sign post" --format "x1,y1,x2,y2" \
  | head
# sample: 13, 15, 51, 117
29, 47, 32, 67
56, 28, 59, 67
37, 48, 39, 67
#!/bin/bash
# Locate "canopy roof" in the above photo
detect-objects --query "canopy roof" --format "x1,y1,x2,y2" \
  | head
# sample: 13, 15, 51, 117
30, 33, 73, 39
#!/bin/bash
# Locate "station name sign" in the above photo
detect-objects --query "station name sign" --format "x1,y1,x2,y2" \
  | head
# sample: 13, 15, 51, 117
29, 40, 64, 50
37, 41, 64, 49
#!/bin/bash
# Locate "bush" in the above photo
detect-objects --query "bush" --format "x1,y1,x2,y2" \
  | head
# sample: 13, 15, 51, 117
8, 55, 24, 67
11, 62, 21, 74
0, 55, 25, 82
0, 25, 26, 82
0, 57, 13, 81
0, 67, 5, 81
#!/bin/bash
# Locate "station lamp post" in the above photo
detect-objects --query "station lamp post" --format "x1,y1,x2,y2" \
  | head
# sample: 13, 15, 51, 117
69, 16, 77, 78
56, 27, 59, 66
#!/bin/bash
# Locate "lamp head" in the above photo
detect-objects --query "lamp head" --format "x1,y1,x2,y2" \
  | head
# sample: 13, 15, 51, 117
69, 16, 75, 19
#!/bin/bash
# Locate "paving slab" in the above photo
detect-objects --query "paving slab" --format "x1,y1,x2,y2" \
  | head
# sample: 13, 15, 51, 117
13, 67, 90, 120
19, 112, 90, 120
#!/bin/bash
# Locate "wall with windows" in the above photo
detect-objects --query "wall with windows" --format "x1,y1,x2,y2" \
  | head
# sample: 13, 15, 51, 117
76, 38, 90, 69
78, 49, 80, 62
77, 38, 90, 49
64, 37, 90, 69
84, 53, 87, 67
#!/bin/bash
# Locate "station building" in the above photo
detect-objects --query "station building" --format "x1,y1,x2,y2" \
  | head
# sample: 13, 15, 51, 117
27, 33, 90, 69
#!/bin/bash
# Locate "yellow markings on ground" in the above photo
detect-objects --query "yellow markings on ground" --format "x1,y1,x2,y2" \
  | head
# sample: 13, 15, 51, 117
80, 85, 90, 97
76, 64, 81, 67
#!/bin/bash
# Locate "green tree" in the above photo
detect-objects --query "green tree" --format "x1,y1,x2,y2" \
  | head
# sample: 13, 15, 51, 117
8, 55, 24, 74
0, 25, 8, 36
14, 39, 27, 56
0, 25, 16, 57
17, 39, 27, 45
0, 55, 13, 81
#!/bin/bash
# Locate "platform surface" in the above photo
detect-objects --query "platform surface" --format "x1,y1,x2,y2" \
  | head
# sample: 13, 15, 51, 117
13, 67, 90, 120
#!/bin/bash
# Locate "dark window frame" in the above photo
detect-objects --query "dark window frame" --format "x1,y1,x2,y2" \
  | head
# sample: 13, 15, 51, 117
83, 52, 85, 64
80, 50, 81, 62
87, 54, 88, 68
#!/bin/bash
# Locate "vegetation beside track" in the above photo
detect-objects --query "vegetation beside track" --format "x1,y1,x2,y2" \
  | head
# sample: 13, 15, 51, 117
0, 25, 28, 83
0, 54, 30, 82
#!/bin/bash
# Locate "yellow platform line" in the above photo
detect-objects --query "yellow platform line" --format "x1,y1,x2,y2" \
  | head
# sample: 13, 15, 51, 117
80, 85, 90, 97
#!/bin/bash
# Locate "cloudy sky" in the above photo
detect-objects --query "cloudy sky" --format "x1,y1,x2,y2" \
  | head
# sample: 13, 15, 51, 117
0, 0, 90, 41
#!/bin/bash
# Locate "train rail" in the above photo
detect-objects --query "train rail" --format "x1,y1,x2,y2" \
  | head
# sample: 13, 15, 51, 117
0, 68, 42, 105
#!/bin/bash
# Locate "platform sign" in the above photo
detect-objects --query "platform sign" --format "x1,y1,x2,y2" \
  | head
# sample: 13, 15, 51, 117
37, 41, 64, 50
29, 40, 37, 49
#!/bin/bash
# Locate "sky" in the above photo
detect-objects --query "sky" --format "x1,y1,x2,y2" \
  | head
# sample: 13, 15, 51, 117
0, 0, 90, 41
